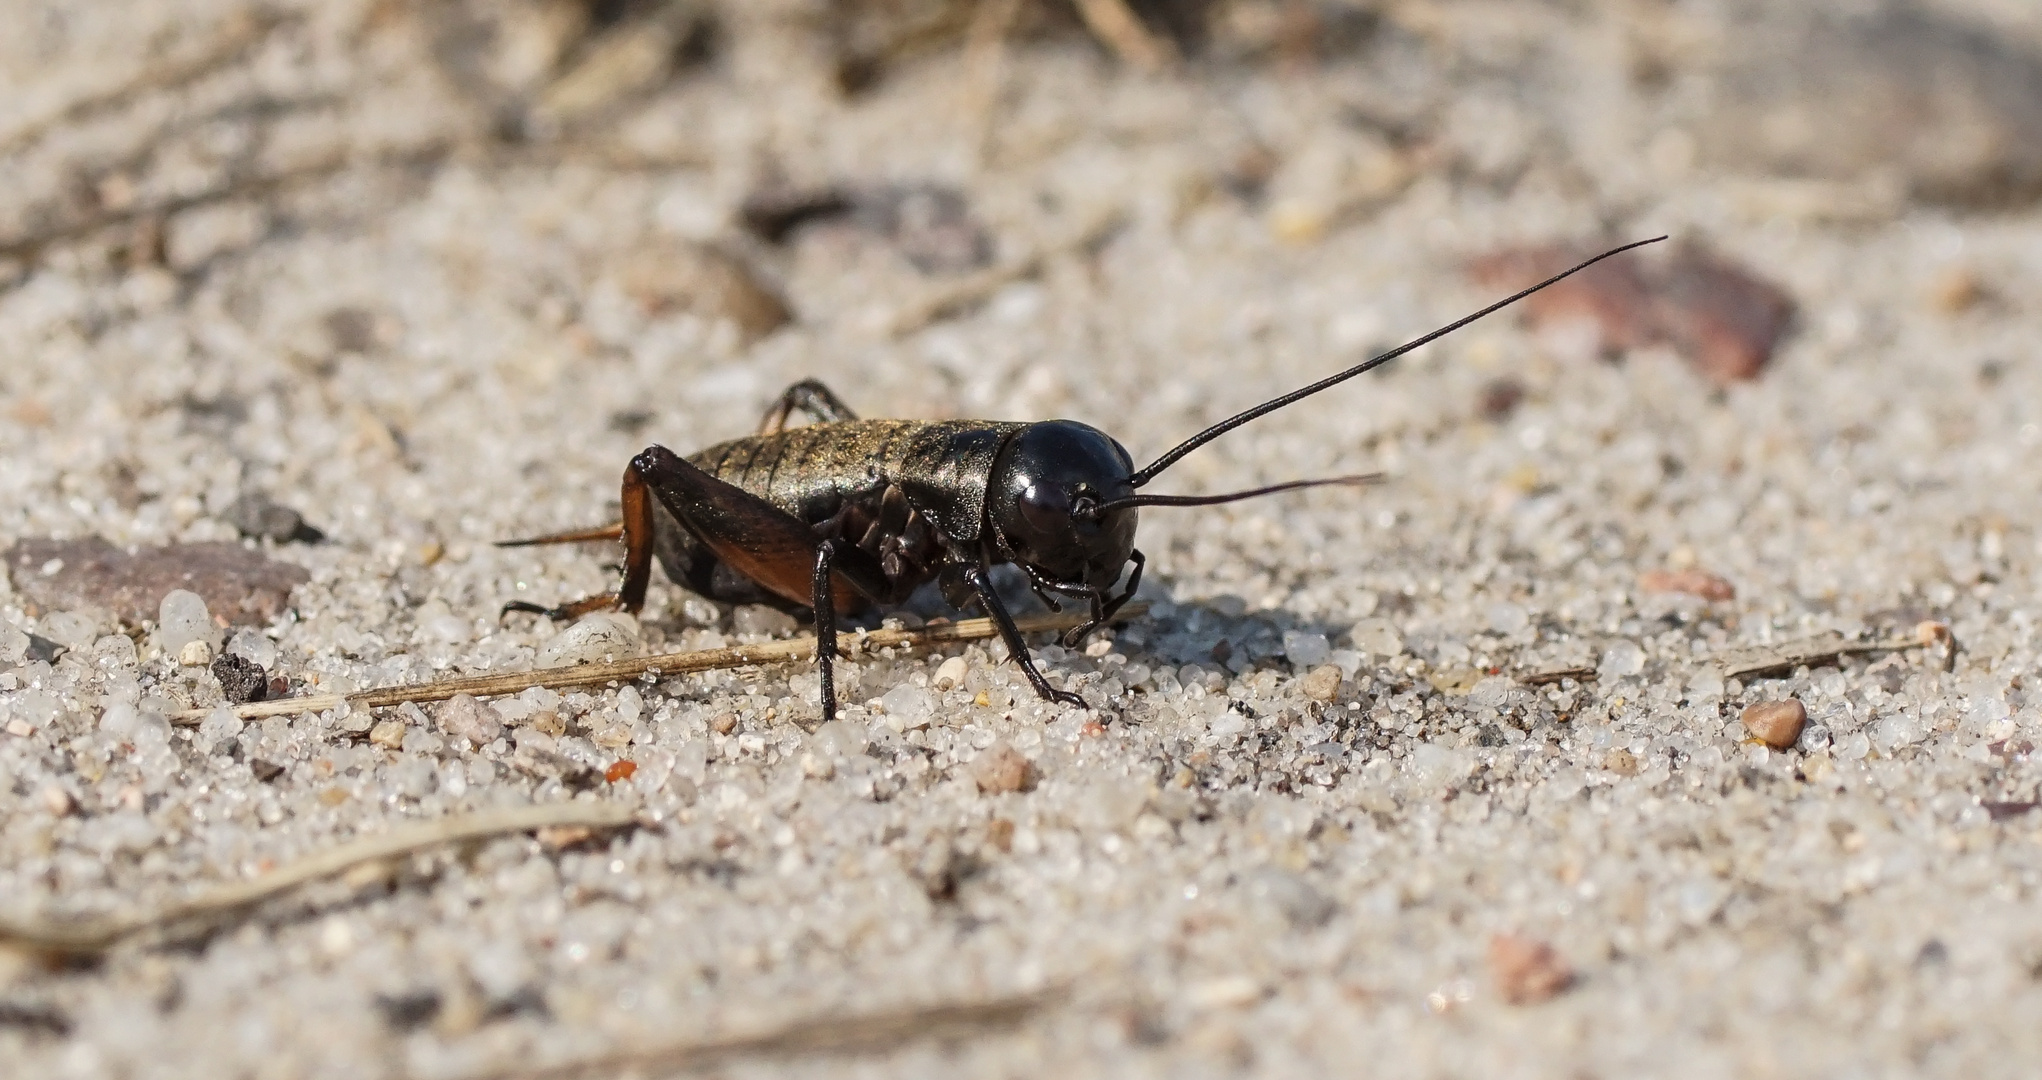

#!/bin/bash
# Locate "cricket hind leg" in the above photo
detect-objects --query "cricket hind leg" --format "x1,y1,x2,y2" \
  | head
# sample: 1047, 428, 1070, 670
757, 378, 859, 436
630, 446, 899, 722
501, 454, 659, 621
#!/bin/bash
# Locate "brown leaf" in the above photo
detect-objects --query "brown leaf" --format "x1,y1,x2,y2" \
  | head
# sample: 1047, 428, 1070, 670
1468, 242, 1794, 386
6, 537, 307, 626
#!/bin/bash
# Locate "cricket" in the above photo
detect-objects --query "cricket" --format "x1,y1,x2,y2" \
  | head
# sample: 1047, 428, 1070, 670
503, 237, 1665, 723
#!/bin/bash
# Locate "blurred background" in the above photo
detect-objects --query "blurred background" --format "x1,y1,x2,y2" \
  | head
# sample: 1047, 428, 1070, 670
3, 0, 2038, 548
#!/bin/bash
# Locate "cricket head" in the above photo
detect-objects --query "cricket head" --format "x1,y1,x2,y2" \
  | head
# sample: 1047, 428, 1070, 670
987, 420, 1140, 591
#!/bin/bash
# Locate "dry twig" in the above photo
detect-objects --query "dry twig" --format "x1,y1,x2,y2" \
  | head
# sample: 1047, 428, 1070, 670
0, 144, 452, 262
1071, 0, 1176, 72
462, 992, 1051, 1080
172, 602, 1146, 724
0, 10, 287, 154
962, 0, 1025, 164
0, 802, 635, 955
1517, 666, 1598, 687
1718, 634, 1933, 681
884, 206, 1125, 336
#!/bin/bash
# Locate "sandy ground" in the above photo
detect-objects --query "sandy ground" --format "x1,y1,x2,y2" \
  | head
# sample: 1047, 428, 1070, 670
3, 1, 2042, 1077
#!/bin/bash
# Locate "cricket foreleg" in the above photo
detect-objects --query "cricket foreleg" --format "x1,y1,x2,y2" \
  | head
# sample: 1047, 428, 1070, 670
962, 563, 1087, 712
812, 541, 845, 722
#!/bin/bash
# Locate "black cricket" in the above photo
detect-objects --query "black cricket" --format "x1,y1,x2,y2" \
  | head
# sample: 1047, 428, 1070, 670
504, 238, 1664, 722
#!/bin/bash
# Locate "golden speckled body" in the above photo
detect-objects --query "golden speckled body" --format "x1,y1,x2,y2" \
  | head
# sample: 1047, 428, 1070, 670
654, 419, 1026, 609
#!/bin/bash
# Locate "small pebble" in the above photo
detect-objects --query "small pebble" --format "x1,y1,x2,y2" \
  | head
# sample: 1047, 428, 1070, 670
0, 621, 28, 664
41, 785, 75, 816
37, 610, 98, 649
178, 639, 215, 667
1350, 617, 1403, 659
158, 589, 220, 659
971, 742, 1036, 794
225, 492, 325, 543
435, 694, 505, 748
604, 760, 637, 783
933, 655, 969, 691
24, 632, 64, 664
1742, 699, 1807, 750
1283, 630, 1331, 668
1479, 377, 1526, 420
1299, 664, 1343, 703
1488, 933, 1574, 1005
537, 613, 640, 666
226, 628, 279, 670
880, 683, 934, 730
369, 719, 408, 749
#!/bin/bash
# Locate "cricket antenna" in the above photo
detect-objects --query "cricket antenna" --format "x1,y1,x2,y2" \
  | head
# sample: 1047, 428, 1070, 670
1089, 474, 1380, 515
1125, 236, 1667, 488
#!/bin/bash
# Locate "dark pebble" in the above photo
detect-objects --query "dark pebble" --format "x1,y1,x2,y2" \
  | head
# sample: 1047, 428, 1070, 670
740, 181, 993, 274
372, 990, 442, 1032
225, 492, 325, 544
211, 652, 270, 704
24, 632, 64, 664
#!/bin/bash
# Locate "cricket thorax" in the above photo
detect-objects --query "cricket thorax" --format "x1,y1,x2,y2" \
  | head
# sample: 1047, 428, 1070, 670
689, 419, 1026, 544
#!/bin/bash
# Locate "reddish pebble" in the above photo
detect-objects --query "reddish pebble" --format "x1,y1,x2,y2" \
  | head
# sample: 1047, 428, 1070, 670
605, 760, 637, 783
1741, 699, 1807, 750
1653, 247, 1796, 384
1639, 568, 1737, 602
1488, 933, 1575, 1005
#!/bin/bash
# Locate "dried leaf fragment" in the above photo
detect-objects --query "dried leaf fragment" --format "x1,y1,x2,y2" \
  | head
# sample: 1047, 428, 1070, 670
5, 537, 307, 626
1639, 568, 1736, 602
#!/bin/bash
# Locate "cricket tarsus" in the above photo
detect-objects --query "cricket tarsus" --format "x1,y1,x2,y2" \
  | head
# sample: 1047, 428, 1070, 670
503, 237, 1661, 723
501, 595, 623, 622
